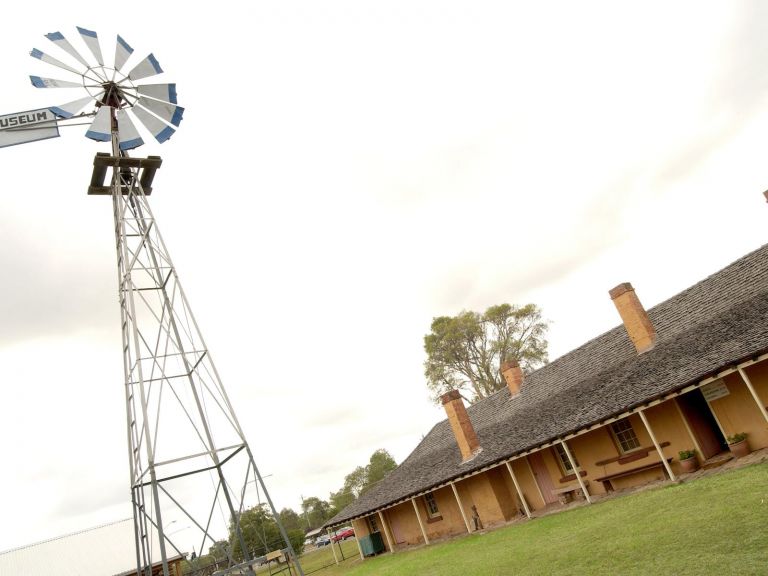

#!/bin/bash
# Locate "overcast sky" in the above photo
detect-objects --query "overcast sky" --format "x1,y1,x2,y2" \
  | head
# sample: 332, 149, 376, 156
1, 0, 768, 557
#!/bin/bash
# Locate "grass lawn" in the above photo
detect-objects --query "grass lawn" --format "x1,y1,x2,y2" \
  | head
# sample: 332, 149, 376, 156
295, 540, 360, 574
303, 461, 768, 576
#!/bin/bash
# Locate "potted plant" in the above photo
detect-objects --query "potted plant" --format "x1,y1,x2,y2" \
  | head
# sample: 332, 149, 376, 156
726, 432, 750, 457
678, 449, 698, 473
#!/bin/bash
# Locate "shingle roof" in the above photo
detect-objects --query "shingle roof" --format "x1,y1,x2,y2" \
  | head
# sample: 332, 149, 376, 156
328, 243, 768, 525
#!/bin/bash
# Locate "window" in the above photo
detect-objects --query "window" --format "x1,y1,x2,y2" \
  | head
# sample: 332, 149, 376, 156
610, 418, 641, 453
423, 492, 440, 518
554, 443, 579, 474
366, 515, 379, 533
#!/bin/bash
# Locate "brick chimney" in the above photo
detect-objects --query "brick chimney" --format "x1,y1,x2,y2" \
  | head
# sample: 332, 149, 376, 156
440, 390, 480, 460
609, 282, 656, 354
500, 359, 523, 395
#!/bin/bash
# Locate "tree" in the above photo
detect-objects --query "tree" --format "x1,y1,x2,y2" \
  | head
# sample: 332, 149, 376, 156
278, 507, 302, 533
287, 528, 306, 556
329, 486, 355, 512
365, 449, 397, 489
228, 505, 281, 561
207, 540, 229, 563
341, 465, 367, 497
423, 303, 548, 403
301, 496, 333, 530
328, 449, 398, 516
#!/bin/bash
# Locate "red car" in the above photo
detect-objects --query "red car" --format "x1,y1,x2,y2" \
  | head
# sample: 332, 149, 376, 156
331, 527, 355, 542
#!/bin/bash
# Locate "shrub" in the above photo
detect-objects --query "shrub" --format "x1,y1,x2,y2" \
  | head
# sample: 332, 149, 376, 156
726, 432, 748, 445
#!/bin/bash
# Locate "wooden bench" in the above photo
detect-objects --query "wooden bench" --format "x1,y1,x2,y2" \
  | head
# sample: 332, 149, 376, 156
595, 458, 672, 492
552, 481, 589, 504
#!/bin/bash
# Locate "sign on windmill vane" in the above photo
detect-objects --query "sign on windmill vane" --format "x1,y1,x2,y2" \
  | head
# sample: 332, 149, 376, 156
0, 107, 59, 148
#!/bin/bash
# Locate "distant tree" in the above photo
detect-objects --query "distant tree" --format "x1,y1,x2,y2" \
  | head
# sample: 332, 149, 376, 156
301, 496, 333, 530
327, 449, 398, 517
287, 528, 306, 556
181, 554, 217, 576
207, 540, 230, 563
329, 486, 355, 512
364, 449, 397, 490
342, 465, 368, 497
228, 505, 281, 561
278, 507, 302, 532
424, 303, 549, 403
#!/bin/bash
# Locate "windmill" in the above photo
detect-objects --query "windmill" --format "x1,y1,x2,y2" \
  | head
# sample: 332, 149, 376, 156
13, 28, 304, 576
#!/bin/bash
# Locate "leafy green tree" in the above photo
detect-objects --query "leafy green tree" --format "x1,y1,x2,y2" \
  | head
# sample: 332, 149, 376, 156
424, 303, 548, 403
207, 540, 230, 563
228, 505, 281, 561
328, 449, 398, 516
329, 486, 355, 512
301, 496, 333, 530
342, 466, 367, 497
278, 507, 302, 532
365, 449, 397, 488
287, 528, 306, 556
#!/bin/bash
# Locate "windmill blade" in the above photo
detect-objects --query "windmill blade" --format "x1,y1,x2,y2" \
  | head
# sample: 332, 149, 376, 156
116, 109, 144, 150
137, 97, 184, 127
50, 95, 98, 118
127, 54, 163, 82
77, 27, 106, 66
30, 48, 83, 76
114, 35, 134, 73
45, 31, 90, 68
85, 106, 112, 142
136, 83, 178, 104
30, 76, 82, 88
132, 105, 175, 143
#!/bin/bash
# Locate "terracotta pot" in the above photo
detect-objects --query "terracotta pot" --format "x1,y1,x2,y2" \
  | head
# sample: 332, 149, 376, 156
680, 457, 699, 473
729, 439, 750, 458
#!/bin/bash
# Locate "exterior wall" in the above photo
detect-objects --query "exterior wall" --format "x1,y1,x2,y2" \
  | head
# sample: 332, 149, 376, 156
564, 428, 615, 496
351, 517, 370, 540
511, 457, 545, 510
497, 464, 526, 517
642, 400, 699, 474
708, 368, 768, 450
457, 473, 506, 528
487, 467, 518, 520
544, 402, 693, 495
383, 502, 422, 546
418, 485, 469, 541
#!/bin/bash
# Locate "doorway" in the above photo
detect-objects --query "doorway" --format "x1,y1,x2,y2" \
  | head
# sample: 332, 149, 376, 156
527, 452, 558, 505
677, 389, 727, 459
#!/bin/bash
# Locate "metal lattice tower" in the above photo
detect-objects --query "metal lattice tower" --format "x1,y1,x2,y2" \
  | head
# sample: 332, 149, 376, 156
20, 28, 304, 576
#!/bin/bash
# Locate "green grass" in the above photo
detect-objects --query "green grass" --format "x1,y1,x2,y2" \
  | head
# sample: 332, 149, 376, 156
295, 539, 360, 574
306, 461, 768, 576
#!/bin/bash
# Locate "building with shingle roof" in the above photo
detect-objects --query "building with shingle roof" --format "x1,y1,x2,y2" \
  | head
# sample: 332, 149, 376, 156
326, 243, 768, 556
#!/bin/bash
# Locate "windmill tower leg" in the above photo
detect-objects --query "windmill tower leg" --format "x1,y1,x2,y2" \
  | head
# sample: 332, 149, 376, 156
105, 111, 303, 576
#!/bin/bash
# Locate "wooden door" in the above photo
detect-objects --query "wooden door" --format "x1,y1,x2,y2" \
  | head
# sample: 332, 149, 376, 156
528, 452, 558, 504
677, 390, 726, 459
389, 512, 405, 544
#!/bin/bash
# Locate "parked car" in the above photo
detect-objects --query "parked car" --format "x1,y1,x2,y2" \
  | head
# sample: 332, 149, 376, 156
315, 535, 331, 547
331, 527, 355, 542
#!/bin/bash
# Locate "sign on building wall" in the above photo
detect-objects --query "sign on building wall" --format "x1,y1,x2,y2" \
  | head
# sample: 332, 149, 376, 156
701, 379, 730, 402
0, 108, 60, 148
